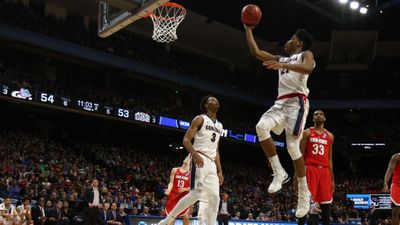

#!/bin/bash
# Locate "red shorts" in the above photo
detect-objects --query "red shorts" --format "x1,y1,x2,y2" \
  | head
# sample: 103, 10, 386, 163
391, 184, 400, 206
165, 191, 189, 217
306, 165, 333, 204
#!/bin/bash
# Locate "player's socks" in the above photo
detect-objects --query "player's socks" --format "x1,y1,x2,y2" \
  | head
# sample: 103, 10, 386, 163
296, 176, 311, 218
268, 155, 285, 174
298, 176, 308, 190
268, 155, 289, 193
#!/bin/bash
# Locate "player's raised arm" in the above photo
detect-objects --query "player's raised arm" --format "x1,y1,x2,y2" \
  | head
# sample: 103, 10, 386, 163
263, 50, 315, 74
383, 154, 400, 191
284, 50, 314, 74
244, 26, 279, 62
182, 116, 204, 168
165, 168, 177, 196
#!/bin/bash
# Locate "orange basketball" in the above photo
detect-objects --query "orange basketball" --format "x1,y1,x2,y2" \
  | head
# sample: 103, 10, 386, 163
241, 4, 262, 27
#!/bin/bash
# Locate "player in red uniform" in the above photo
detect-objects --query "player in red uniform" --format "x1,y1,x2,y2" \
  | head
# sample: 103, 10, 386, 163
164, 156, 191, 225
296, 110, 334, 225
383, 153, 400, 225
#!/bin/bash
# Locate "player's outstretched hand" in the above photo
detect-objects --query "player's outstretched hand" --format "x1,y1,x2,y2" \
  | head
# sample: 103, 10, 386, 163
263, 60, 284, 70
192, 152, 204, 168
164, 189, 170, 196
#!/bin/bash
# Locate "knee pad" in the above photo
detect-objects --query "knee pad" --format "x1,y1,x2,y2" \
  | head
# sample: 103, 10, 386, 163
256, 120, 272, 141
286, 135, 302, 160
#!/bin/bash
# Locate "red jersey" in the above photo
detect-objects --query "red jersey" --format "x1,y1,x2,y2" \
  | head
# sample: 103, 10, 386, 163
165, 168, 190, 217
171, 168, 190, 194
393, 154, 400, 186
305, 128, 332, 167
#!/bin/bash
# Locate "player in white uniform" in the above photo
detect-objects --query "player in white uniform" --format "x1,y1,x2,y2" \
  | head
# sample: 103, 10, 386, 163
159, 96, 224, 225
0, 196, 21, 225
245, 26, 315, 218
197, 193, 208, 225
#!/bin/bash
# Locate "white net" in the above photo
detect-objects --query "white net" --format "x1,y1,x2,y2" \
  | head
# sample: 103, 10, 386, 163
150, 2, 186, 43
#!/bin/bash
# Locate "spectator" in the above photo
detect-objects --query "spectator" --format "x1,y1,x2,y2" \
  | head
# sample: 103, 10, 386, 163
308, 202, 321, 225
246, 213, 254, 221
99, 203, 110, 225
84, 179, 103, 225
140, 207, 150, 217
232, 212, 241, 220
16, 197, 33, 225
61, 201, 72, 223
0, 196, 20, 225
129, 207, 138, 216
106, 203, 122, 225
218, 193, 233, 225
48, 200, 69, 225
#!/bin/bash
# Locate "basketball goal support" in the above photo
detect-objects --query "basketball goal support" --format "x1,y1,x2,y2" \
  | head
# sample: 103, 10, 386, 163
97, 0, 169, 38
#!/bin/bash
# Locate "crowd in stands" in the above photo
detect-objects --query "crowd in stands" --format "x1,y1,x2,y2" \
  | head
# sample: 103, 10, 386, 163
2, 56, 400, 145
0, 129, 391, 224
0, 0, 400, 101
0, 56, 260, 134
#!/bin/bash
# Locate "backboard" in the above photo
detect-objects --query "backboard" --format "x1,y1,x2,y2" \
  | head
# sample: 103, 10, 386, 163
96, 0, 169, 38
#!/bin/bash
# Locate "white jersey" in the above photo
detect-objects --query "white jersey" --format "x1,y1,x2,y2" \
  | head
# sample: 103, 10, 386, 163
192, 115, 223, 160
278, 51, 314, 97
16, 205, 30, 220
0, 203, 16, 214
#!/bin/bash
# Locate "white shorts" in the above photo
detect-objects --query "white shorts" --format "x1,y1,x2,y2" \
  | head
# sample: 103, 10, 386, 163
261, 96, 309, 137
190, 154, 219, 197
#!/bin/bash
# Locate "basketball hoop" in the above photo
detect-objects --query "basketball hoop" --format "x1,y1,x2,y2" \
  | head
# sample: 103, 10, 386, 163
149, 2, 186, 43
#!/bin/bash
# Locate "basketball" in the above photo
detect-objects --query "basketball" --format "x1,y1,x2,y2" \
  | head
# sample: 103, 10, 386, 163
241, 4, 262, 27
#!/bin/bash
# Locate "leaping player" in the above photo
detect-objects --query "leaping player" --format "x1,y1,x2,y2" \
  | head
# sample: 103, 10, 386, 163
164, 157, 192, 225
159, 95, 224, 225
245, 24, 315, 218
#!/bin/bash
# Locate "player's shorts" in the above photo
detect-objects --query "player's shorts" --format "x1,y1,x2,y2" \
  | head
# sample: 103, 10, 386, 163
190, 153, 219, 194
306, 165, 333, 204
391, 184, 400, 206
165, 191, 190, 217
260, 95, 309, 137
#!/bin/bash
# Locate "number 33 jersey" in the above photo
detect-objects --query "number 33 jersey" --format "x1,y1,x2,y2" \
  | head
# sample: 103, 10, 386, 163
305, 128, 332, 167
193, 114, 223, 160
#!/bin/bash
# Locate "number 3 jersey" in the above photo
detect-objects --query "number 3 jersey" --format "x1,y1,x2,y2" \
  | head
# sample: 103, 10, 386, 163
305, 128, 332, 167
192, 115, 223, 160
